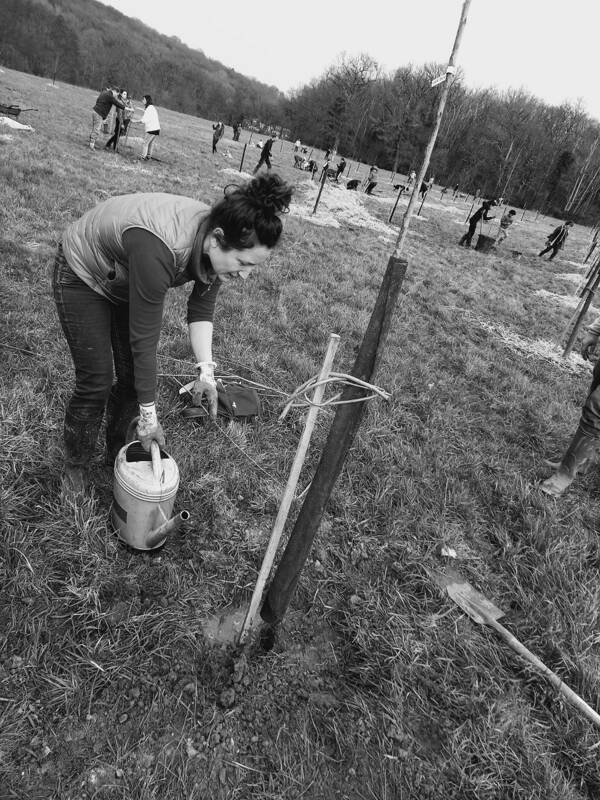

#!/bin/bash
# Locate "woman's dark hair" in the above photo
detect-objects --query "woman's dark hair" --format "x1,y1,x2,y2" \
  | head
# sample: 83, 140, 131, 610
143, 94, 153, 106
206, 173, 293, 250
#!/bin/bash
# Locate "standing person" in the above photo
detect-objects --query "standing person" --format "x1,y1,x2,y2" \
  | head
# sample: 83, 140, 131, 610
294, 139, 301, 152
120, 91, 134, 140
539, 221, 573, 261
131, 94, 161, 161
253, 135, 275, 174
53, 174, 294, 495
89, 86, 125, 150
104, 89, 125, 151
541, 319, 600, 497
335, 157, 347, 181
452, 183, 460, 199
364, 165, 378, 195
459, 199, 496, 247
212, 121, 225, 153
427, 176, 435, 192
495, 209, 516, 245
407, 170, 416, 188
419, 180, 429, 199
232, 122, 241, 142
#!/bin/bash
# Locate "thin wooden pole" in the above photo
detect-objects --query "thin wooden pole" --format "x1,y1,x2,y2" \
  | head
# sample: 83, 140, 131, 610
388, 187, 405, 223
238, 334, 340, 644
239, 143, 247, 173
563, 256, 600, 356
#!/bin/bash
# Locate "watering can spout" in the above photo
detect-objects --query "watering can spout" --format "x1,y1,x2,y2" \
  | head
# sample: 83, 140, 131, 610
146, 510, 190, 549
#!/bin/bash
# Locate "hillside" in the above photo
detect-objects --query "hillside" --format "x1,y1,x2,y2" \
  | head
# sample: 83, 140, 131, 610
0, 0, 286, 125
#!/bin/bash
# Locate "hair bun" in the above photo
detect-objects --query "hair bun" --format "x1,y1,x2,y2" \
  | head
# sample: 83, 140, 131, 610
246, 173, 293, 216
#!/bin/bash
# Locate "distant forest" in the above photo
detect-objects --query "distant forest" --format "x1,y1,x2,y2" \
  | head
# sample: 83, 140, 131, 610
2, 0, 600, 222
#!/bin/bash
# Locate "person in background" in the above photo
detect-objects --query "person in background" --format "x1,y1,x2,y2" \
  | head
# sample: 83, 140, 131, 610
232, 122, 241, 142
131, 94, 161, 160
539, 221, 573, 261
452, 183, 460, 199
541, 319, 600, 497
212, 121, 225, 153
253, 135, 275, 174
495, 209, 516, 245
89, 86, 125, 150
104, 89, 125, 151
53, 174, 294, 496
120, 91, 134, 140
335, 157, 347, 181
294, 139, 301, 152
459, 199, 496, 247
407, 170, 416, 188
364, 165, 378, 195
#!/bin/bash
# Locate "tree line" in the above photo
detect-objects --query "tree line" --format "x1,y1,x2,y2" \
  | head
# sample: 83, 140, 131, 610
287, 54, 600, 224
2, 1, 599, 223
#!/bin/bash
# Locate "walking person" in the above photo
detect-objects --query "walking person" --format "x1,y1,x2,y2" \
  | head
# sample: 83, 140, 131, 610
212, 121, 225, 153
495, 209, 516, 245
131, 94, 161, 161
89, 86, 125, 150
459, 199, 496, 247
539, 221, 573, 261
335, 157, 347, 181
253, 135, 275, 174
53, 173, 294, 497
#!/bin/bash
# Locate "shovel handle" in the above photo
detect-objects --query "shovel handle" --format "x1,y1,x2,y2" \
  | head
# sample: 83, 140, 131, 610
489, 618, 600, 729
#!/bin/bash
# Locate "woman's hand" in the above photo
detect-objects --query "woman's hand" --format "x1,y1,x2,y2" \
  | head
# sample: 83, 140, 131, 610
581, 332, 599, 361
193, 363, 218, 419
136, 403, 166, 451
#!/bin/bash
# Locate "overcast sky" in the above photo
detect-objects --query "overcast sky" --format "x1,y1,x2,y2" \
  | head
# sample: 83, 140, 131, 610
98, 0, 599, 122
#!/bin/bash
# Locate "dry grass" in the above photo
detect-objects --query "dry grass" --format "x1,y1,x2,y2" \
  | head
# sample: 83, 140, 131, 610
2, 65, 600, 799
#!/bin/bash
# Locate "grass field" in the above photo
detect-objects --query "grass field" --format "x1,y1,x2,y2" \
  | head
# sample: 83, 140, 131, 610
2, 66, 600, 799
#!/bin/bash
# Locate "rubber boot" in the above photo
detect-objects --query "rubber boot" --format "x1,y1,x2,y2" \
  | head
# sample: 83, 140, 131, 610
62, 409, 102, 501
540, 425, 599, 497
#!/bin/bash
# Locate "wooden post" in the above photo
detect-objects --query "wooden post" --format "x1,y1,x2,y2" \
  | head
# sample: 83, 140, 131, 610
238, 334, 340, 645
312, 165, 328, 214
464, 199, 475, 223
563, 255, 600, 356
417, 191, 427, 216
388, 187, 405, 223
261, 0, 473, 631
239, 143, 247, 173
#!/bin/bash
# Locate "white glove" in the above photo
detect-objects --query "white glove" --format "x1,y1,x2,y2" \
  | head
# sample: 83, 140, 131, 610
192, 361, 218, 419
136, 403, 166, 451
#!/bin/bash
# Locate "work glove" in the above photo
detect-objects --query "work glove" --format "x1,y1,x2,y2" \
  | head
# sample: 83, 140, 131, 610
192, 361, 218, 420
581, 332, 600, 361
136, 403, 166, 451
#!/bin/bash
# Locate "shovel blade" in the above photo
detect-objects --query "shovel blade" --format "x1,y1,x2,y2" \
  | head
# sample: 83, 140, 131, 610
429, 567, 505, 625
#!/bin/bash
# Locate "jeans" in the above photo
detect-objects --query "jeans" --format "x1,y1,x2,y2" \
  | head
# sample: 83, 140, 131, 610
52, 247, 137, 467
459, 220, 478, 247
539, 244, 560, 260
89, 110, 104, 147
142, 132, 158, 159
580, 359, 600, 439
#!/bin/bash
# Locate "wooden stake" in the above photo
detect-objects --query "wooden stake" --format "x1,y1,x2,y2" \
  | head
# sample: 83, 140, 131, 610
239, 143, 247, 173
312, 165, 328, 214
261, 0, 473, 630
238, 334, 340, 644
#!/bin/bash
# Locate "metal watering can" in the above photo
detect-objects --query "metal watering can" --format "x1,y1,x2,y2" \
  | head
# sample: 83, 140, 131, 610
111, 437, 190, 551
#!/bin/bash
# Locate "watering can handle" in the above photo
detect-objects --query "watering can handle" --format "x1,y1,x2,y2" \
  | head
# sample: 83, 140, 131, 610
150, 441, 164, 483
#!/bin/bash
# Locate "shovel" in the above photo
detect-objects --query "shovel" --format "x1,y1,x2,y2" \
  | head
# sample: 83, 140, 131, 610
431, 567, 600, 729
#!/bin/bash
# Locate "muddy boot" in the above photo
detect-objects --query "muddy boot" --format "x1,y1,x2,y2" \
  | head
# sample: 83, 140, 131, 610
105, 386, 138, 466
62, 409, 101, 500
540, 426, 599, 497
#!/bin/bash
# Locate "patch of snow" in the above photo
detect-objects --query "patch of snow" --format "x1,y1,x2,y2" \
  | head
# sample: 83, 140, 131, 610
555, 273, 584, 283
470, 313, 591, 375
0, 116, 34, 131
